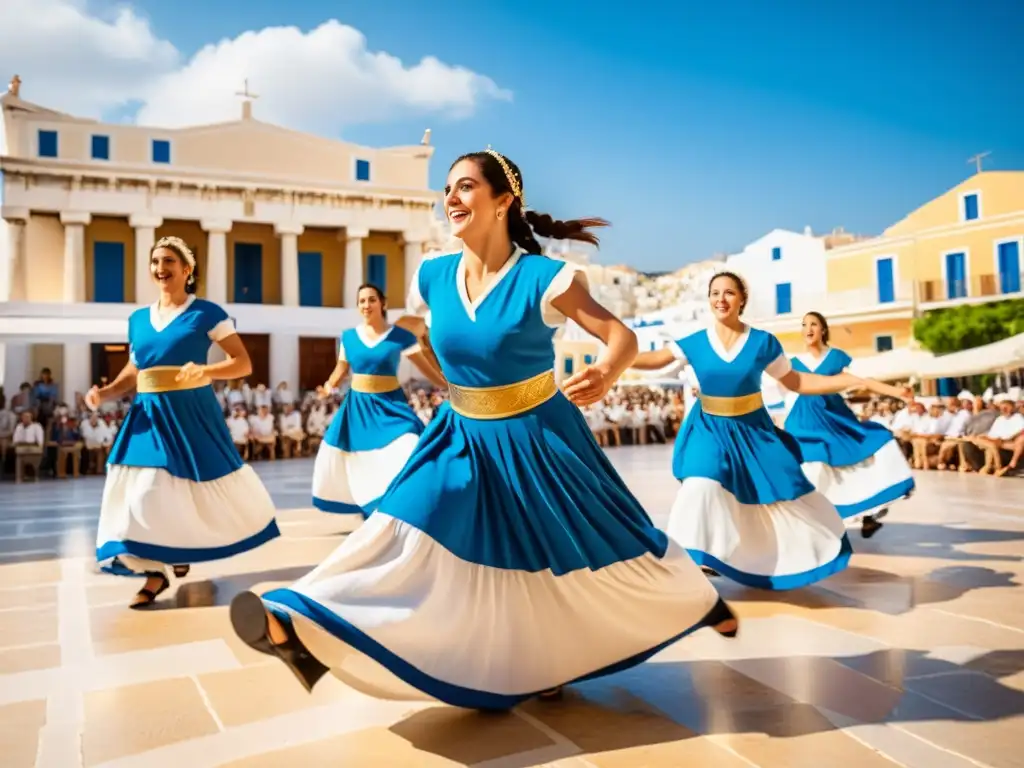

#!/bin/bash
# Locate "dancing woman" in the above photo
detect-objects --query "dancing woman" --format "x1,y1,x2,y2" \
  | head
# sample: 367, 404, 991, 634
631, 272, 905, 590
779, 312, 914, 538
312, 282, 446, 522
229, 149, 735, 710
87, 237, 279, 608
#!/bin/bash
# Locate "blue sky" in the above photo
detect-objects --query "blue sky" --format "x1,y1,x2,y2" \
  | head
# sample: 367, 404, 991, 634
121, 0, 1024, 270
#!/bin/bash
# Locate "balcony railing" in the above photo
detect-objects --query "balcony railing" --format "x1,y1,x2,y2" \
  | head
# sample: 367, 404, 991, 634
918, 272, 1023, 304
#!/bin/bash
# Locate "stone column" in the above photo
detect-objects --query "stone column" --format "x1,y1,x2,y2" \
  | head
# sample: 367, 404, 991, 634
343, 227, 368, 308
62, 342, 91, 406
59, 211, 91, 303
275, 222, 304, 306
402, 231, 426, 306
1, 207, 29, 302
129, 213, 163, 305
0, 342, 30, 392
269, 333, 299, 392
201, 219, 232, 304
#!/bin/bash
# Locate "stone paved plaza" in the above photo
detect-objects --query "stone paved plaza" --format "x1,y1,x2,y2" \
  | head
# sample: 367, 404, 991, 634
1, 446, 1023, 767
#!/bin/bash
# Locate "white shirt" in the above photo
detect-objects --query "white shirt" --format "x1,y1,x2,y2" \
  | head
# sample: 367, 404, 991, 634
646, 404, 664, 427
249, 413, 275, 438
279, 411, 302, 434
13, 422, 44, 446
227, 416, 250, 443
926, 412, 953, 436
944, 409, 971, 438
253, 389, 273, 410
306, 407, 327, 436
227, 389, 245, 407
274, 388, 296, 407
891, 409, 918, 432
81, 419, 113, 447
988, 413, 1024, 441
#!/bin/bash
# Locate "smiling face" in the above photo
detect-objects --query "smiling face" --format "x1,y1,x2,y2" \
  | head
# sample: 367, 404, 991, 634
801, 313, 825, 346
707, 274, 745, 323
150, 246, 189, 293
443, 158, 513, 242
357, 285, 385, 321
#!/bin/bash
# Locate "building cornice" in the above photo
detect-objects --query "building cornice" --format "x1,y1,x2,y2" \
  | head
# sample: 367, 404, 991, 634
0, 156, 441, 206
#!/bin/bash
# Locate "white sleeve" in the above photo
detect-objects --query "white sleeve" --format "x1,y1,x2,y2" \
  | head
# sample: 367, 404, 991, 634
541, 262, 589, 327
405, 266, 431, 327
401, 344, 422, 357
337, 339, 347, 362
764, 353, 793, 381
208, 318, 237, 342
667, 338, 686, 362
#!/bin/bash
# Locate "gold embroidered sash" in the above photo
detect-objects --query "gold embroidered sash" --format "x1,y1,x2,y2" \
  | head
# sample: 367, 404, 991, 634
448, 370, 557, 420
699, 392, 764, 417
136, 366, 211, 393
350, 374, 401, 394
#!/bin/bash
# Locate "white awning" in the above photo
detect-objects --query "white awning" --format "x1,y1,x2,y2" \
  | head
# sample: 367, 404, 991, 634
848, 348, 935, 381
916, 332, 1024, 379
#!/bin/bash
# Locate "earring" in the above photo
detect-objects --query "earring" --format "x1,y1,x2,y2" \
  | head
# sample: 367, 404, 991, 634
497, 210, 505, 220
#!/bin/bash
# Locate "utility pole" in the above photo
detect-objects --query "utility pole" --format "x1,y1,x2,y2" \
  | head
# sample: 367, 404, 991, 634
967, 151, 991, 174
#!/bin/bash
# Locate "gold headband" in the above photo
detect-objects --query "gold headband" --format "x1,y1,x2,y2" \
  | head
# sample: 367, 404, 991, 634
484, 147, 526, 208
154, 236, 196, 268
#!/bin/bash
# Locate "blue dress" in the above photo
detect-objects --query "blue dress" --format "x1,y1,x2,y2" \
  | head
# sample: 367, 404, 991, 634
666, 326, 851, 590
782, 348, 914, 520
260, 249, 726, 710
95, 296, 279, 574
312, 325, 425, 518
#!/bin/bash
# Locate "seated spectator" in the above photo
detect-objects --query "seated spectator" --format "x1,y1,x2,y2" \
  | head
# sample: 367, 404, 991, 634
957, 397, 1000, 472
249, 404, 277, 460
48, 412, 83, 478
81, 411, 115, 474
910, 401, 952, 469
936, 394, 974, 469
13, 410, 44, 482
227, 406, 251, 459
278, 402, 305, 458
977, 394, 1024, 475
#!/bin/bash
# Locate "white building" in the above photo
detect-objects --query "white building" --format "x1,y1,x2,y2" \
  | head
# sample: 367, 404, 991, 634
0, 76, 442, 402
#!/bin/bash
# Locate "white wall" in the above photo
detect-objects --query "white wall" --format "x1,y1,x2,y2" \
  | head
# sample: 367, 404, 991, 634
724, 228, 827, 322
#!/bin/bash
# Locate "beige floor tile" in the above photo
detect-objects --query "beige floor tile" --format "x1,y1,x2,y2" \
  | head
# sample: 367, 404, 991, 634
0, 560, 62, 588
82, 676, 220, 766
0, 605, 57, 649
0, 642, 61, 674
899, 717, 1024, 768
197, 661, 352, 727
0, 584, 56, 610
0, 699, 47, 768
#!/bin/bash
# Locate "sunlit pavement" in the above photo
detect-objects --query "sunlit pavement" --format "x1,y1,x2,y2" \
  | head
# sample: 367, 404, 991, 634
1, 446, 1022, 767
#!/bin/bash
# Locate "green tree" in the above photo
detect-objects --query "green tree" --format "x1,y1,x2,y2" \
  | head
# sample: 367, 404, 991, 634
912, 298, 1024, 354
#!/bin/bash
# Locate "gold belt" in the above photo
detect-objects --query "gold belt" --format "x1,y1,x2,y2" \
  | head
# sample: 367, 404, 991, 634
136, 366, 211, 393
449, 370, 557, 420
350, 374, 401, 394
699, 392, 763, 417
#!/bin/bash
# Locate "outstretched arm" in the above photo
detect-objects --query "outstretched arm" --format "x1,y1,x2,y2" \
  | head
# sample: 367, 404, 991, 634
632, 348, 678, 371
550, 280, 638, 407
778, 369, 911, 399
407, 350, 447, 389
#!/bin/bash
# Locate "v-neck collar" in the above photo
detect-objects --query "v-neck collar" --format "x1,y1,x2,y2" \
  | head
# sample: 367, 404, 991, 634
706, 324, 750, 363
149, 295, 196, 332
797, 347, 831, 373
356, 324, 394, 348
456, 247, 524, 322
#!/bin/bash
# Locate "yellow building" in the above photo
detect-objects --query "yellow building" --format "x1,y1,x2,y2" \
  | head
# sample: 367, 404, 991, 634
770, 170, 1024, 358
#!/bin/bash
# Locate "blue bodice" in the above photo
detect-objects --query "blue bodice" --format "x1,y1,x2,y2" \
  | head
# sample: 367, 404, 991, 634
415, 251, 576, 388
341, 326, 418, 376
675, 328, 787, 398
128, 298, 231, 369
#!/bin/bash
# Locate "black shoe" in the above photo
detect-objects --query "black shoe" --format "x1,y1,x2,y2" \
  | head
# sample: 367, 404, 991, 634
701, 566, 721, 577
861, 516, 883, 539
230, 591, 329, 693
704, 597, 738, 638
173, 565, 190, 578
129, 572, 170, 609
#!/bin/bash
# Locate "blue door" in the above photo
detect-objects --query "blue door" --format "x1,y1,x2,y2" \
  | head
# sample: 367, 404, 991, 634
998, 241, 1021, 294
298, 251, 323, 307
234, 243, 263, 304
775, 282, 792, 315
876, 257, 895, 303
367, 253, 387, 295
945, 252, 967, 299
93, 242, 125, 303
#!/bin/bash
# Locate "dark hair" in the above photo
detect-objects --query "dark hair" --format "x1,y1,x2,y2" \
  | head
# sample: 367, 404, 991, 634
357, 282, 386, 309
803, 311, 830, 345
708, 271, 748, 313
151, 238, 199, 294
452, 152, 609, 254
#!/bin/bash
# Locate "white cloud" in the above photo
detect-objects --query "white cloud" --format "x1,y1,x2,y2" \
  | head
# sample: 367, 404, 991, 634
0, 0, 510, 132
